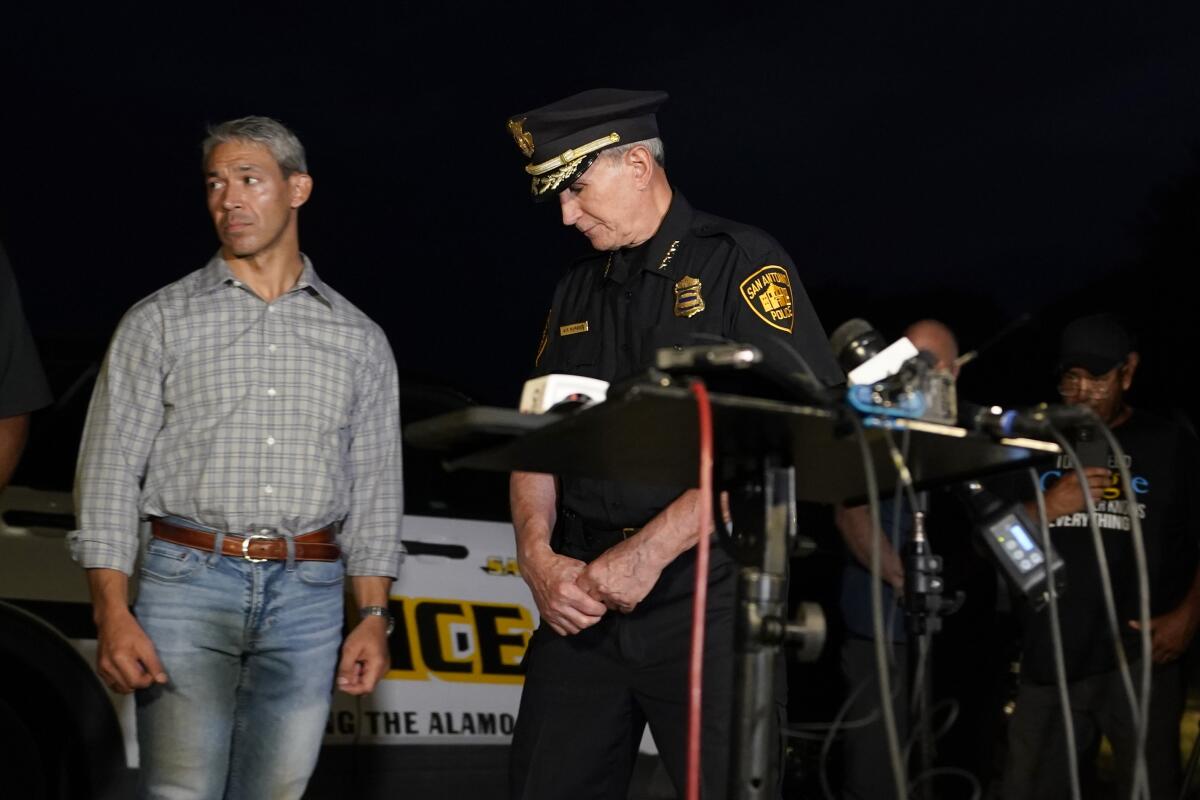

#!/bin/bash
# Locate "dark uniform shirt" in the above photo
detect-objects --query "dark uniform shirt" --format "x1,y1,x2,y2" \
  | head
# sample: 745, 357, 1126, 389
533, 190, 840, 537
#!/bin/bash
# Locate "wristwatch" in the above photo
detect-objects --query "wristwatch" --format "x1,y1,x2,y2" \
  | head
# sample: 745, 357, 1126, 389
359, 605, 395, 636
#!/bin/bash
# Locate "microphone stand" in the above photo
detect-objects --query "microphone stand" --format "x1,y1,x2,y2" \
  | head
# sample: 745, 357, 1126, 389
902, 496, 963, 800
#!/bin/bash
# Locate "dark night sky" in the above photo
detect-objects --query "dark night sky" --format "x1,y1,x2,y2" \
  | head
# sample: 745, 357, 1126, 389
4, 2, 1200, 412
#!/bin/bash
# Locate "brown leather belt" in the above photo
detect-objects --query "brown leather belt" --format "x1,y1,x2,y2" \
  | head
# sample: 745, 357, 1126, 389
150, 518, 341, 563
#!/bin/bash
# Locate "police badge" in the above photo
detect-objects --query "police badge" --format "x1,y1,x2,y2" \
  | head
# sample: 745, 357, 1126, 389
674, 275, 705, 318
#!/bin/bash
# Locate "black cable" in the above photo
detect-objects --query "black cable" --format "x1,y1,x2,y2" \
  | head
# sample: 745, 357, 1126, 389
816, 678, 871, 800
907, 767, 983, 800
1094, 425, 1154, 800
1026, 466, 1082, 800
902, 697, 961, 763
881, 429, 921, 514
848, 415, 907, 800
1050, 430, 1149, 800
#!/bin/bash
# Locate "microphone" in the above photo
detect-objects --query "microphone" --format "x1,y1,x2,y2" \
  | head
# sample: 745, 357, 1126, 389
829, 318, 920, 386
654, 334, 836, 407
959, 401, 1097, 439
655, 343, 762, 371
829, 318, 887, 374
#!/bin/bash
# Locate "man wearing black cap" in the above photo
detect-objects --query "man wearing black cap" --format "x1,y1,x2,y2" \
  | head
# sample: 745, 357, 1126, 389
1001, 314, 1200, 800
504, 88, 841, 798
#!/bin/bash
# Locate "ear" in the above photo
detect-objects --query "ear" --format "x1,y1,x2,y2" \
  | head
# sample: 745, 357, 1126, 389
288, 172, 313, 209
624, 145, 656, 190
1121, 352, 1140, 389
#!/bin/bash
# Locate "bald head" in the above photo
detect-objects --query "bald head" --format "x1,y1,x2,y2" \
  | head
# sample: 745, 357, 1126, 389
904, 319, 959, 377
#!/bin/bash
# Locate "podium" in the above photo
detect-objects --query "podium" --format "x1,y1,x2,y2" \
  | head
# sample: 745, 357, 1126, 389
406, 380, 1057, 798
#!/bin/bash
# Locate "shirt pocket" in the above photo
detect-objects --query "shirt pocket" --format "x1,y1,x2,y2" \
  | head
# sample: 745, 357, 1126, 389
551, 330, 601, 373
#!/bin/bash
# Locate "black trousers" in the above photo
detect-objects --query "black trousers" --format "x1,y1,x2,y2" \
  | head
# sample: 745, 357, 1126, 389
508, 550, 748, 800
1001, 660, 1184, 800
840, 636, 910, 800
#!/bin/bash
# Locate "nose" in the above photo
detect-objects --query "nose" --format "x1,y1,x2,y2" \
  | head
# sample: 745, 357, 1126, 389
559, 192, 580, 227
221, 183, 244, 210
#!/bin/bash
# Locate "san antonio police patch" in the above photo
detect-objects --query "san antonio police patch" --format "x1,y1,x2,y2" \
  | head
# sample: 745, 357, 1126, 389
739, 265, 794, 333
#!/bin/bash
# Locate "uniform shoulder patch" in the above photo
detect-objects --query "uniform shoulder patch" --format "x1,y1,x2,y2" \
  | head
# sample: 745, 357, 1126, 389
739, 265, 794, 333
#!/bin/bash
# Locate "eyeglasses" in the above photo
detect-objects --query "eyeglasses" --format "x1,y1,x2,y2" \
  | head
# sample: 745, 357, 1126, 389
1057, 369, 1120, 398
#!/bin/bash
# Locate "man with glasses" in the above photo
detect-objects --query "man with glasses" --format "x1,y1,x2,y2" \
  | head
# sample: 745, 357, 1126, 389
1001, 313, 1200, 800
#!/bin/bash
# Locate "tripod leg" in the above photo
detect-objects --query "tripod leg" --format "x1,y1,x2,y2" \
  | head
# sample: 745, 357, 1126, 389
729, 461, 793, 800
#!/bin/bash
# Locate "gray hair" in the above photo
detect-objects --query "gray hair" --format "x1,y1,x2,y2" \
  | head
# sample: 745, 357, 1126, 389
601, 137, 665, 168
202, 116, 308, 176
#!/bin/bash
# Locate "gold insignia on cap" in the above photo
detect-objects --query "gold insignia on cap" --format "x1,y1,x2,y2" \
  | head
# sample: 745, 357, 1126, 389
531, 160, 585, 196
674, 275, 705, 318
526, 132, 621, 176
559, 321, 589, 336
508, 118, 535, 158
739, 266, 794, 333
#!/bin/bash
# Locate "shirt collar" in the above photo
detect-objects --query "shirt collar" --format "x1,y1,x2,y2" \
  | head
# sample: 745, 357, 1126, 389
192, 252, 335, 309
605, 189, 693, 283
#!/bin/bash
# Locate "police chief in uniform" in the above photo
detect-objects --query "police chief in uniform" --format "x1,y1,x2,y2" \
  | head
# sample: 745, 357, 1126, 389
505, 89, 841, 799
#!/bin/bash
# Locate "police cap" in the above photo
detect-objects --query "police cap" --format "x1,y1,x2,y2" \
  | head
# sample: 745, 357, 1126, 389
506, 88, 668, 201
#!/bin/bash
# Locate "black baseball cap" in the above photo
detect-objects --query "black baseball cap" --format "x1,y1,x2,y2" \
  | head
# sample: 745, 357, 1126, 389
506, 88, 668, 201
1057, 313, 1134, 375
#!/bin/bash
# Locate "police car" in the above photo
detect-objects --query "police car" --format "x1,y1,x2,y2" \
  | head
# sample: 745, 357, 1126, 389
0, 360, 528, 791
0, 376, 670, 799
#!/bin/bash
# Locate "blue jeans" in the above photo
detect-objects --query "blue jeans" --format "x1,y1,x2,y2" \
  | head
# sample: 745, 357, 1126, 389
133, 534, 345, 800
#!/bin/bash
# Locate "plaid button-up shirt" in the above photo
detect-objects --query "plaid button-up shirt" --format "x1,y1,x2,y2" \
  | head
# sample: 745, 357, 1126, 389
69, 254, 404, 577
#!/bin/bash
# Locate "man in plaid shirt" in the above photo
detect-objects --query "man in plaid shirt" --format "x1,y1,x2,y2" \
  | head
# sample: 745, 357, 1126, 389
69, 116, 403, 799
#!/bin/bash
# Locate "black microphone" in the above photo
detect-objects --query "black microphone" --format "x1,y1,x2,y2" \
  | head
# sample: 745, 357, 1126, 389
959, 401, 1097, 439
829, 318, 888, 375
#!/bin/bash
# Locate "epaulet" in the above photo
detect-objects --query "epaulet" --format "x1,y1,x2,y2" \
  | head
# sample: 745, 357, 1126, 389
692, 211, 782, 261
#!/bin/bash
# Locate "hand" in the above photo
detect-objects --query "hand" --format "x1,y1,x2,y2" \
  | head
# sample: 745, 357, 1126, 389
884, 560, 906, 595
1043, 467, 1111, 520
575, 538, 664, 615
521, 549, 606, 636
1129, 605, 1199, 664
95, 609, 168, 694
337, 616, 391, 695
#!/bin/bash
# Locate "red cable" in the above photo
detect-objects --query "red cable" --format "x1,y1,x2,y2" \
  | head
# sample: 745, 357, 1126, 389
686, 380, 714, 800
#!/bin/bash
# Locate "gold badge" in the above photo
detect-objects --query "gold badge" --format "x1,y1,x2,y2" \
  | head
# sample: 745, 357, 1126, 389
559, 321, 589, 336
674, 275, 705, 318
507, 117, 535, 158
739, 266, 794, 333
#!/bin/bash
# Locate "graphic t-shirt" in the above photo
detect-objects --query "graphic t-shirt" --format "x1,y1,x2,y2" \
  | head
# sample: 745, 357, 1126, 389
1020, 410, 1200, 684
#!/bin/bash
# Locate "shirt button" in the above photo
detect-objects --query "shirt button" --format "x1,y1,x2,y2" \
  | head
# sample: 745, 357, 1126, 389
624, 291, 633, 299
266, 388, 277, 397
268, 344, 277, 353
263, 485, 274, 495
267, 306, 275, 313
266, 436, 276, 446
232, 280, 242, 287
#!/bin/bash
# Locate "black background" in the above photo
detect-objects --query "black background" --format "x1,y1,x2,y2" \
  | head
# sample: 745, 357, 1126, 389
4, 3, 1200, 415
6, 4, 1200, 793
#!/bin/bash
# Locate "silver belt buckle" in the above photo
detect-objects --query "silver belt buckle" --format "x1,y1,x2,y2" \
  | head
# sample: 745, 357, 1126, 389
241, 528, 278, 563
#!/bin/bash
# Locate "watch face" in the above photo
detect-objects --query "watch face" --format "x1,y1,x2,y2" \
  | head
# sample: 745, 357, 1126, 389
362, 606, 394, 636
